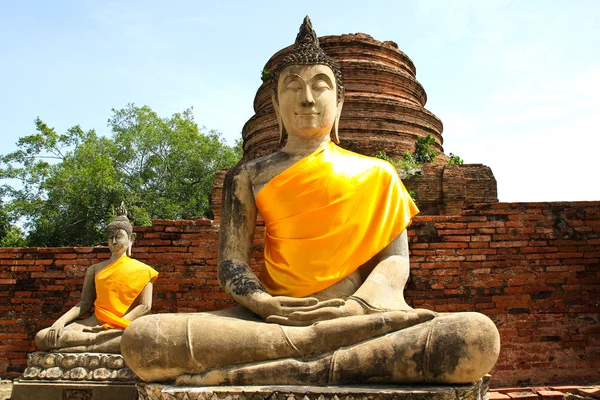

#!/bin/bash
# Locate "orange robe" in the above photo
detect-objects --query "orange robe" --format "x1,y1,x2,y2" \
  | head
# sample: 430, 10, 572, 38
256, 141, 419, 297
94, 256, 158, 329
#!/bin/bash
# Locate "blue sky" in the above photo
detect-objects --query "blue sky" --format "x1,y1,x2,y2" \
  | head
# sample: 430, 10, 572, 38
1, 0, 599, 202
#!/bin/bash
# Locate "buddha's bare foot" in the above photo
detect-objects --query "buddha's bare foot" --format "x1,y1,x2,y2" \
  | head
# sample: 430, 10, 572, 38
414, 308, 437, 319
382, 309, 436, 331
176, 357, 331, 386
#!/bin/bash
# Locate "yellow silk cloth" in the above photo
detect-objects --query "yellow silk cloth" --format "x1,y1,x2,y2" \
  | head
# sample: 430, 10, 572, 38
256, 141, 419, 298
94, 256, 158, 329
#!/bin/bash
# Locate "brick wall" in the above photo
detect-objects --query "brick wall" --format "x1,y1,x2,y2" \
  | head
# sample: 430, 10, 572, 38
0, 201, 598, 386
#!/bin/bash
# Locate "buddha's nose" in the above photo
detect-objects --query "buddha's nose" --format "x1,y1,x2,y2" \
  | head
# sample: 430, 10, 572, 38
301, 86, 315, 106
112, 237, 117, 244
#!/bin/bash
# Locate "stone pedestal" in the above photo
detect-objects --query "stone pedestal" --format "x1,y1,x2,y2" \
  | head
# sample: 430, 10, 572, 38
11, 380, 138, 400
11, 352, 137, 400
137, 376, 490, 400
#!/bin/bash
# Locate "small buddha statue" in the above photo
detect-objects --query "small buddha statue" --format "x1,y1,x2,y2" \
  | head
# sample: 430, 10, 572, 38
35, 203, 158, 353
121, 17, 499, 385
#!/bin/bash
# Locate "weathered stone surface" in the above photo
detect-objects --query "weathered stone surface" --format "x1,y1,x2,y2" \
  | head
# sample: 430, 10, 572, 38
40, 353, 57, 368
118, 368, 137, 381
67, 367, 88, 380
137, 377, 489, 400
92, 367, 112, 380
60, 353, 78, 369
44, 367, 64, 379
87, 354, 101, 369
22, 366, 42, 379
107, 354, 125, 369
20, 352, 137, 383
11, 380, 137, 400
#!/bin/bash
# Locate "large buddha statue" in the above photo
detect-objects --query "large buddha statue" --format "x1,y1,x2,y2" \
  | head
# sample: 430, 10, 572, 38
35, 203, 159, 353
121, 17, 500, 385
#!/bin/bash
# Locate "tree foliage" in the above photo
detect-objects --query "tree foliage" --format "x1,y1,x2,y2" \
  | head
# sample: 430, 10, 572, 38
448, 152, 464, 165
0, 104, 242, 247
413, 134, 437, 164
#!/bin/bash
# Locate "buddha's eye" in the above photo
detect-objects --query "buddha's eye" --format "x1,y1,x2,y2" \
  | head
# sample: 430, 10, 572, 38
313, 80, 331, 91
285, 81, 302, 92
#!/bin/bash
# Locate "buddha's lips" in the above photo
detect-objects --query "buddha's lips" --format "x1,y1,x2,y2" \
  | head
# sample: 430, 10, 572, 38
295, 112, 320, 116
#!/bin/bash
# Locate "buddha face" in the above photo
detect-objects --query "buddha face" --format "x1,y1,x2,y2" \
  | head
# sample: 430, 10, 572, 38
276, 64, 340, 140
107, 228, 131, 256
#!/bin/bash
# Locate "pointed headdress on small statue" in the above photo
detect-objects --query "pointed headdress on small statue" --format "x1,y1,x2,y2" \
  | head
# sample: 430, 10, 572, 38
107, 202, 133, 237
272, 16, 345, 145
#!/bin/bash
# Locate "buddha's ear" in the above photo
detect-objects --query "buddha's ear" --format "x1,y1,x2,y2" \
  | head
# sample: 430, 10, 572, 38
128, 233, 136, 256
272, 93, 287, 147
331, 87, 345, 144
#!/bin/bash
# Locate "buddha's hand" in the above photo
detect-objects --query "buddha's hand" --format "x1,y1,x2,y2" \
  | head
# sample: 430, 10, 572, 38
266, 296, 366, 326
47, 321, 65, 348
268, 298, 437, 326
251, 292, 345, 324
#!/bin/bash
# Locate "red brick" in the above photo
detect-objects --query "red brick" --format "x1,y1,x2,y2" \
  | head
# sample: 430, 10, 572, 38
54, 253, 77, 259
536, 390, 564, 400
30, 272, 67, 278
489, 393, 511, 400
506, 392, 538, 399
494, 388, 533, 394
443, 235, 471, 242
468, 221, 507, 228
471, 235, 491, 242
578, 388, 600, 399
549, 386, 585, 394
469, 242, 490, 248
490, 241, 529, 248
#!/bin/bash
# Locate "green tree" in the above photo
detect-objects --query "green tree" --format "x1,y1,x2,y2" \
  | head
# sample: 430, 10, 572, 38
413, 134, 437, 164
0, 105, 242, 246
448, 153, 464, 165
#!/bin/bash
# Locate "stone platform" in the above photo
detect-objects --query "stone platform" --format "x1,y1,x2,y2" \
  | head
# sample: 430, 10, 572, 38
11, 352, 138, 400
11, 380, 137, 400
138, 376, 490, 400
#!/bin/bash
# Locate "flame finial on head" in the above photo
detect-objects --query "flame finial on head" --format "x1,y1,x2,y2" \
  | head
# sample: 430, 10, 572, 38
295, 16, 319, 47
117, 201, 127, 217
108, 202, 133, 236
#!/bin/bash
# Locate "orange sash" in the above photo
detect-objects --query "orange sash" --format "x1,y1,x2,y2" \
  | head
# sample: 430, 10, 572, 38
256, 141, 418, 297
94, 256, 158, 329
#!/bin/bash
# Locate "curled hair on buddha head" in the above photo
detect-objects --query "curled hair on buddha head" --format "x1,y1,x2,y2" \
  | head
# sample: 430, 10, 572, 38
272, 16, 345, 146
273, 16, 343, 102
107, 202, 133, 238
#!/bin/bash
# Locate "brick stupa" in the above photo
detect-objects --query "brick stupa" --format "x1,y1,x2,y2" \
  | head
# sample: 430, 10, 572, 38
211, 33, 498, 220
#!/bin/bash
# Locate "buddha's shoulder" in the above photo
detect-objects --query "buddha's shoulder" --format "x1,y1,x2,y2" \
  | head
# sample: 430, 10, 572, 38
240, 151, 302, 182
87, 259, 111, 275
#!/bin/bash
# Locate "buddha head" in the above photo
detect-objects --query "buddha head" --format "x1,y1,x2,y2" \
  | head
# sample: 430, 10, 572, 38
107, 202, 136, 257
272, 16, 345, 146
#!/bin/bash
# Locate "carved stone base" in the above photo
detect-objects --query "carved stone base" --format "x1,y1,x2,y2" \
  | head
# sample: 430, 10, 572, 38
11, 352, 138, 400
11, 380, 137, 400
20, 352, 136, 382
137, 376, 490, 400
